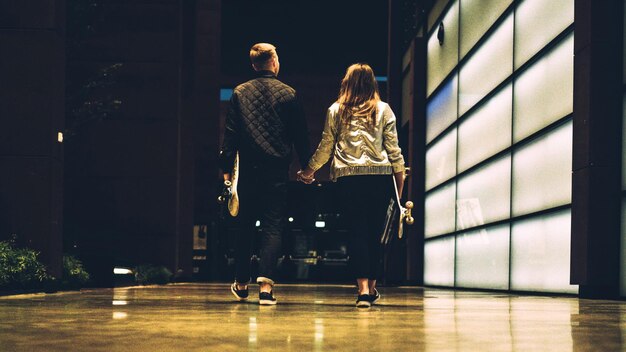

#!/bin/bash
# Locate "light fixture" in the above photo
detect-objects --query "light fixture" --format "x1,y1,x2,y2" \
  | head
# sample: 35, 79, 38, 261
57, 132, 64, 143
315, 221, 326, 228
288, 217, 294, 222
113, 267, 133, 275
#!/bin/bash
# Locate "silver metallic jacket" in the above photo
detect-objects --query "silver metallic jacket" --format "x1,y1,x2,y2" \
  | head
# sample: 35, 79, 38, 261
308, 101, 405, 181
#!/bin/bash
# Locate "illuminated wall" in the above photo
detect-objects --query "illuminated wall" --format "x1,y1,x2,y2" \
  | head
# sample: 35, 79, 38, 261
423, 0, 577, 293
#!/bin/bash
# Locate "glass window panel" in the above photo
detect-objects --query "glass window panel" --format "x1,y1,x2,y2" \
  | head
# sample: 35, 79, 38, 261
426, 129, 457, 190
456, 224, 510, 289
459, 15, 513, 115
425, 183, 456, 238
513, 121, 572, 216
621, 198, 626, 297
460, 0, 512, 59
427, 0, 459, 97
513, 33, 573, 142
427, 75, 458, 143
515, 0, 574, 69
458, 85, 512, 172
401, 67, 413, 126
512, 121, 572, 216
511, 209, 578, 294
403, 43, 412, 72
424, 237, 455, 286
622, 94, 626, 190
457, 156, 511, 230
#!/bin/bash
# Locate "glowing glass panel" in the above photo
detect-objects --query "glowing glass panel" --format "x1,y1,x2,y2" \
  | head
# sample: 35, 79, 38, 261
513, 33, 573, 142
514, 0, 574, 69
455, 224, 510, 289
425, 183, 456, 238
460, 0, 512, 59
512, 121, 572, 216
427, 75, 458, 143
427, 0, 459, 97
456, 156, 511, 230
426, 129, 457, 190
511, 209, 578, 294
424, 237, 455, 286
458, 85, 512, 172
459, 15, 513, 115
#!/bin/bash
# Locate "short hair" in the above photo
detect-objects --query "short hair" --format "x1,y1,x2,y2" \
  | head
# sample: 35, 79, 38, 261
250, 43, 277, 69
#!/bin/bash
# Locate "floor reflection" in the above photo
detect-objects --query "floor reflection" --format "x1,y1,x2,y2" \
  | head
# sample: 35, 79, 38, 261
0, 284, 624, 351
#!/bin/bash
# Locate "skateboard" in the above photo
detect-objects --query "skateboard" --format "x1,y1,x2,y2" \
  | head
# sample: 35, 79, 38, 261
217, 152, 240, 217
380, 169, 414, 245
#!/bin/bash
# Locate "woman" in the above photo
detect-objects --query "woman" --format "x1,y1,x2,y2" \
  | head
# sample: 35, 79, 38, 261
298, 63, 405, 308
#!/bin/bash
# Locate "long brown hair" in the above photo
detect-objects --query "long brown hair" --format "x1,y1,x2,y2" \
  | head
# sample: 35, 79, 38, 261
337, 63, 381, 127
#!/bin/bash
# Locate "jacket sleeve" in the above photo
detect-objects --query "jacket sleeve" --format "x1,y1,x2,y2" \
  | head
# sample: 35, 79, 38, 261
219, 92, 240, 173
288, 94, 312, 169
382, 105, 406, 173
307, 107, 337, 171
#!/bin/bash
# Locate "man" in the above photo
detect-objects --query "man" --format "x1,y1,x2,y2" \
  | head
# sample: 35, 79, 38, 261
219, 43, 310, 305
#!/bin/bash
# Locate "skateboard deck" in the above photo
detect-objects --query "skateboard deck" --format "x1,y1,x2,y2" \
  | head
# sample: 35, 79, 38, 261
380, 171, 414, 245
228, 152, 240, 217
217, 152, 240, 217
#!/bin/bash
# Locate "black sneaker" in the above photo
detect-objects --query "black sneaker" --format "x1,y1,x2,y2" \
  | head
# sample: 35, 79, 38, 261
230, 282, 249, 301
356, 294, 371, 308
369, 289, 381, 305
259, 291, 277, 305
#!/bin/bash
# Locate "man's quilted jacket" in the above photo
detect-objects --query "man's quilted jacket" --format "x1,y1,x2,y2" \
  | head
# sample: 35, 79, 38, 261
219, 70, 310, 174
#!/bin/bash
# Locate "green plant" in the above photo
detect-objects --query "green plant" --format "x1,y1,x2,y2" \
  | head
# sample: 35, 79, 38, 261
62, 255, 90, 289
0, 241, 51, 290
134, 264, 173, 285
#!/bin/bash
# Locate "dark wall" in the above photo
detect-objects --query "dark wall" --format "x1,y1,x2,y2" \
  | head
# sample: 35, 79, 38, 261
193, 0, 221, 224
570, 0, 624, 298
64, 0, 216, 284
0, 0, 66, 277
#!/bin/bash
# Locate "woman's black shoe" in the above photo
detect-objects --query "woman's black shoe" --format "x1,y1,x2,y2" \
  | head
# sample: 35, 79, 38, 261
356, 294, 371, 308
230, 282, 249, 301
259, 291, 277, 305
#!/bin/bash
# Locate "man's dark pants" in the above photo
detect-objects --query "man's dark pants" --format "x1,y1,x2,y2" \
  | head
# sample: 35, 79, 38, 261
234, 162, 287, 285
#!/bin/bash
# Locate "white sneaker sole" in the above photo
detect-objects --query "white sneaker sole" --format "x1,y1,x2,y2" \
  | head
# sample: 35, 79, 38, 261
356, 300, 371, 308
259, 299, 277, 305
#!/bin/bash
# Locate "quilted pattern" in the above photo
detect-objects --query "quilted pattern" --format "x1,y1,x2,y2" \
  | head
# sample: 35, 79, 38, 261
235, 76, 298, 158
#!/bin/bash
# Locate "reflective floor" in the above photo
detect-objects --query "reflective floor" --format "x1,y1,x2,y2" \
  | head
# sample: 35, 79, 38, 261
1, 283, 625, 351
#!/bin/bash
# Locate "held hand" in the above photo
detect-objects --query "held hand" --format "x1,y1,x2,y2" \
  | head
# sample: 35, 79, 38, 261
297, 170, 315, 184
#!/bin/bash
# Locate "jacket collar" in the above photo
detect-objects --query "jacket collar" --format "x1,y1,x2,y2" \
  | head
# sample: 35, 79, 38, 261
256, 70, 277, 78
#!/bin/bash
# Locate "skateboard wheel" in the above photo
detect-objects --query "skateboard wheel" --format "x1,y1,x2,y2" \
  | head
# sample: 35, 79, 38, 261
217, 196, 225, 204
405, 201, 414, 209
406, 216, 415, 225
224, 180, 232, 187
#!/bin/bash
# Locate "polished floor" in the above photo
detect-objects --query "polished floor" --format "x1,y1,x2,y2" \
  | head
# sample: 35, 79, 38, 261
0, 283, 625, 351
